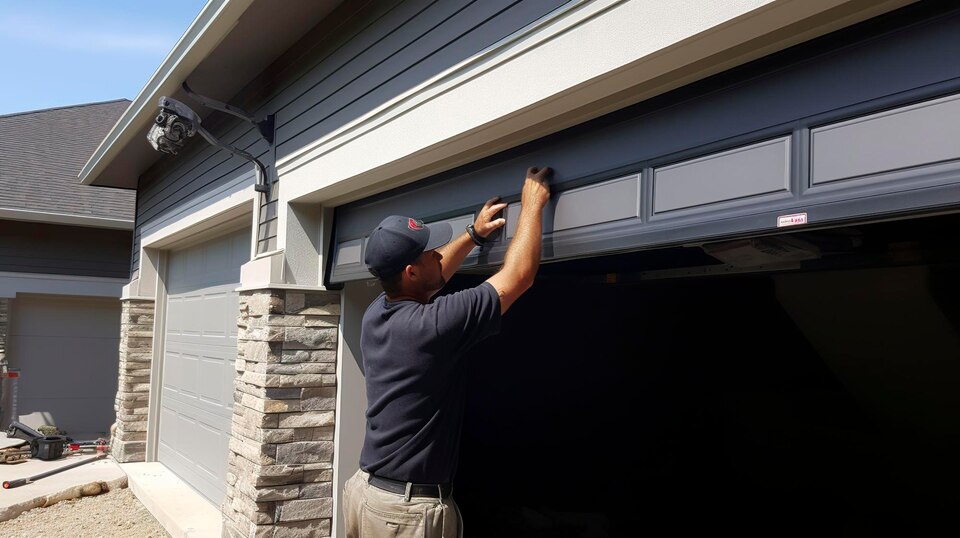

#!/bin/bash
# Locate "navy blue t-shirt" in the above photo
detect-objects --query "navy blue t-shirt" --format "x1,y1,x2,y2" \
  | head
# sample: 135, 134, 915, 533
359, 282, 502, 484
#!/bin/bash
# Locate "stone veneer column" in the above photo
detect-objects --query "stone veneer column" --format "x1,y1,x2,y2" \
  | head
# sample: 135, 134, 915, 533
111, 299, 155, 462
223, 288, 341, 537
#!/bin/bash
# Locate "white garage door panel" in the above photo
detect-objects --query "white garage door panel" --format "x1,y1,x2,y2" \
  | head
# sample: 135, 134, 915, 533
158, 408, 229, 506
159, 227, 248, 505
167, 289, 239, 341
164, 337, 236, 415
8, 295, 120, 437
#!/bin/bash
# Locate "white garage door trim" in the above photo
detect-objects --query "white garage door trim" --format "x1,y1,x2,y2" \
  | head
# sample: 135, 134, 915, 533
0, 272, 125, 299
153, 226, 250, 505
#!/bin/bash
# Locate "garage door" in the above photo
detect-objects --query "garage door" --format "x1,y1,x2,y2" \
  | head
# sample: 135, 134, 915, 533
8, 295, 120, 437
331, 91, 960, 283
158, 227, 249, 504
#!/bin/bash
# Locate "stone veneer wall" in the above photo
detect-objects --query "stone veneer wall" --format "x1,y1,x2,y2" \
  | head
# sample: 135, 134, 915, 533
223, 288, 341, 538
111, 299, 155, 462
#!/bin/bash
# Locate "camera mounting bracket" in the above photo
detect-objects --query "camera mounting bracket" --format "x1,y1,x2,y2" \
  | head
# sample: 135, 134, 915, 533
181, 82, 274, 146
148, 84, 275, 193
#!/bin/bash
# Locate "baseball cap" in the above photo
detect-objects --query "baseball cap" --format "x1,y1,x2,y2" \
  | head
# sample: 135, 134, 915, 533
364, 216, 454, 278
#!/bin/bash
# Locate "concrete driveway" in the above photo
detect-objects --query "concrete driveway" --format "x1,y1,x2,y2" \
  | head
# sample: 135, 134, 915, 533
0, 441, 126, 522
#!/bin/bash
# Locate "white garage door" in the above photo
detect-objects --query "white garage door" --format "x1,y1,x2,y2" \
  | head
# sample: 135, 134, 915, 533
159, 227, 249, 504
8, 295, 120, 437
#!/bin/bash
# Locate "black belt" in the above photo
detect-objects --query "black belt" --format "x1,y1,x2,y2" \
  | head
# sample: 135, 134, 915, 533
368, 473, 452, 499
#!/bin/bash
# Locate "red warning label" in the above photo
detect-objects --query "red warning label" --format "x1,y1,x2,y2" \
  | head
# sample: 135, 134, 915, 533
777, 213, 808, 228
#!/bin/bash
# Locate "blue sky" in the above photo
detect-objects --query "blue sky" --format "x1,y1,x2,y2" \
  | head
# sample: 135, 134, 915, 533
0, 0, 207, 115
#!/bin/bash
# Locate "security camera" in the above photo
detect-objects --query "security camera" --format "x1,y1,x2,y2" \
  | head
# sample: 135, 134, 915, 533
145, 83, 274, 193
147, 97, 200, 155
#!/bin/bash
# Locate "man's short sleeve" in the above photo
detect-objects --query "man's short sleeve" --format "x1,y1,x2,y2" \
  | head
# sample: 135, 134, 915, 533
433, 282, 502, 355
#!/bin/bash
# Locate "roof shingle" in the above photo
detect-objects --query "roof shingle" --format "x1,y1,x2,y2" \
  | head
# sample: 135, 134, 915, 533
0, 100, 136, 221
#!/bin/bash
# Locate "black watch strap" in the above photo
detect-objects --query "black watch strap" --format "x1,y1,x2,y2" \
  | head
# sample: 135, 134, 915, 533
465, 224, 488, 247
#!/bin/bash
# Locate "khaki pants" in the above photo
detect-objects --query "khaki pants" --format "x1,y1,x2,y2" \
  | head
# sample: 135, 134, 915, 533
342, 469, 461, 538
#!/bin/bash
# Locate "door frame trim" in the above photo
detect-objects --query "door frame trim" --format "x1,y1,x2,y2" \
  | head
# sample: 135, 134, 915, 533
145, 249, 169, 463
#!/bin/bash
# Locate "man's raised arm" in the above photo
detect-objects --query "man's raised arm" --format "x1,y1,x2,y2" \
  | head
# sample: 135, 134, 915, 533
486, 166, 552, 314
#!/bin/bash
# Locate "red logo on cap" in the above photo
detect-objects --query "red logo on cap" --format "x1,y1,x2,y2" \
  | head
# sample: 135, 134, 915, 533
408, 218, 424, 231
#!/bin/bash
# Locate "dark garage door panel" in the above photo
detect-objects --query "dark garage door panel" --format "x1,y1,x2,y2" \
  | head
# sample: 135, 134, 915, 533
504, 174, 641, 239
652, 137, 791, 214
811, 93, 960, 185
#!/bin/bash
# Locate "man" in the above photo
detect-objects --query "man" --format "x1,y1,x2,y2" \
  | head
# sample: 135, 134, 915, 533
343, 166, 552, 537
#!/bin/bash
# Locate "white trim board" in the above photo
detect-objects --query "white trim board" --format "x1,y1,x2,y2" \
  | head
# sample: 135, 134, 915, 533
0, 208, 133, 230
0, 272, 126, 298
140, 182, 256, 250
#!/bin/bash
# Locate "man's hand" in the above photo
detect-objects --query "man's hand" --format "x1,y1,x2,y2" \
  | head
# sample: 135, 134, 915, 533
521, 166, 552, 209
473, 197, 508, 239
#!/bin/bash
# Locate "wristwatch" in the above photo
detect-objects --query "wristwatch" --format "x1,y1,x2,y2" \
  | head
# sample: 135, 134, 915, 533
465, 224, 491, 247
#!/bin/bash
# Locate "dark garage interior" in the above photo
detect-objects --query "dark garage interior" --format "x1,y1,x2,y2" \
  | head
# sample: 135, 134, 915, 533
446, 212, 960, 537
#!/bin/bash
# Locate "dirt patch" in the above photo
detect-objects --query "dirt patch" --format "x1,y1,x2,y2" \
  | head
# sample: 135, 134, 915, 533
0, 487, 168, 537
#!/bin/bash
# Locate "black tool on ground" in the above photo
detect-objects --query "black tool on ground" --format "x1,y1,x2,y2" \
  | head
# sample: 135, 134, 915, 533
34, 436, 67, 460
1, 453, 107, 489
6, 421, 67, 461
6, 421, 42, 443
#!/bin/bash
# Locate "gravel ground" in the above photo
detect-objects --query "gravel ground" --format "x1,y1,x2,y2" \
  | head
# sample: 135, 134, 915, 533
0, 487, 169, 537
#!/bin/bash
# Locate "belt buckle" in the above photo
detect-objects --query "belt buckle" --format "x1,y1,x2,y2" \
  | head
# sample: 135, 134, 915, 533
370, 473, 449, 499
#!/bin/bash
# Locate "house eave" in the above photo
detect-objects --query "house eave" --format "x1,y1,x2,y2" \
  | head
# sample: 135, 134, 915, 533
79, 0, 255, 189
0, 207, 134, 230
80, 0, 344, 189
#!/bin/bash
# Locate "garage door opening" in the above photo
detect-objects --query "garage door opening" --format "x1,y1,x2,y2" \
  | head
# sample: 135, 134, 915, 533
446, 212, 960, 536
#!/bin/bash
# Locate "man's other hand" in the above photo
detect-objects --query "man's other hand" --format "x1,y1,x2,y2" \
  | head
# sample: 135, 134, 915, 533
473, 197, 509, 239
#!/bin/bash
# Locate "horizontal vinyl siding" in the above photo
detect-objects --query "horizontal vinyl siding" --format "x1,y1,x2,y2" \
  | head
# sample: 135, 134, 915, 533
274, 0, 568, 158
131, 0, 567, 275
0, 221, 130, 278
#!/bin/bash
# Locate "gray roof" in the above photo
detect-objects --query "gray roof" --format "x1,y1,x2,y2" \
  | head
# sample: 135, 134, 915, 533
0, 100, 136, 222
